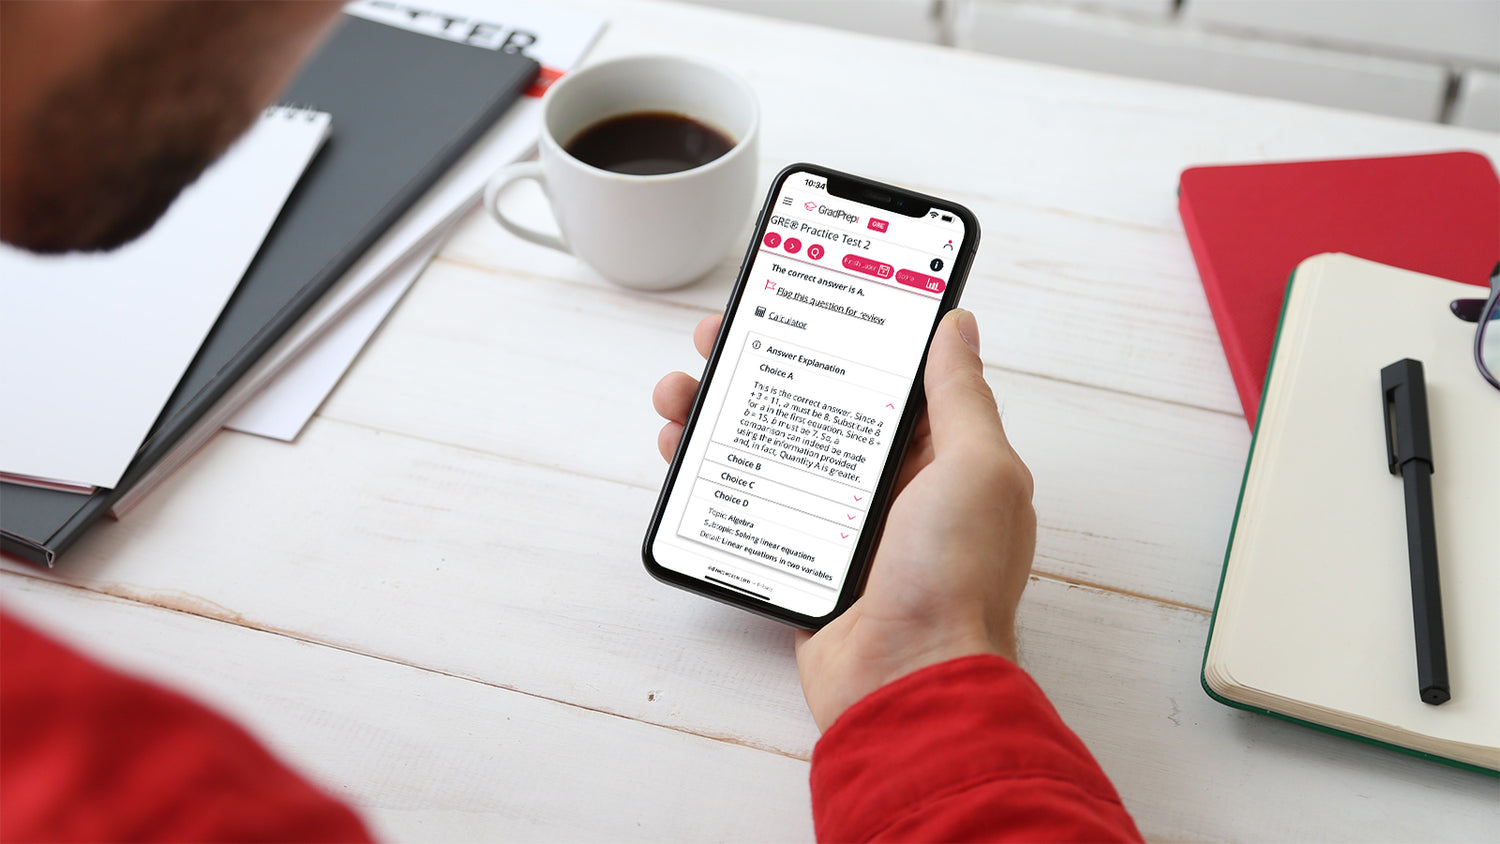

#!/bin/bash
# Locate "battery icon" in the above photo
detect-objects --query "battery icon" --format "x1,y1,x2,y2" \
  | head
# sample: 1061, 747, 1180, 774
940, 214, 954, 222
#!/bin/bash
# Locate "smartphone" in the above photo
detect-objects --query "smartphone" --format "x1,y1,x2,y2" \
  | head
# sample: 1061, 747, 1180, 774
642, 163, 980, 629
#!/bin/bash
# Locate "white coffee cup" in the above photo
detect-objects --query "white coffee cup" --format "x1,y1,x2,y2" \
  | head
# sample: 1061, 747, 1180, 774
484, 55, 760, 290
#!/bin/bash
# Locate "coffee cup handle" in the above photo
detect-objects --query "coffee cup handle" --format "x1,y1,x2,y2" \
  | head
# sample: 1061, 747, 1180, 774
483, 161, 571, 254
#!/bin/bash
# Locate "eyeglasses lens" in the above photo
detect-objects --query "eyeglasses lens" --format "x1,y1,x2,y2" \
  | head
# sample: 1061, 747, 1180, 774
1481, 297, 1500, 383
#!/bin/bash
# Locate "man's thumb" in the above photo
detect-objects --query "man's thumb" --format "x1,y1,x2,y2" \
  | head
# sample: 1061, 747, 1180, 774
923, 309, 1004, 448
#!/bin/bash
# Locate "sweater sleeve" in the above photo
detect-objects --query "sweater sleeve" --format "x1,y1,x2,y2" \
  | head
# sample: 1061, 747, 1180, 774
0, 610, 373, 843
809, 654, 1142, 843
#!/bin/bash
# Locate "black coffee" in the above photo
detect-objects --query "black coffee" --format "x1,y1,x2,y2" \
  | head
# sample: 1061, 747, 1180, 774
565, 111, 735, 176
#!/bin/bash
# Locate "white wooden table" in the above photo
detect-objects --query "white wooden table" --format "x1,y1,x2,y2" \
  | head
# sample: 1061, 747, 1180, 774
4, 1, 1498, 839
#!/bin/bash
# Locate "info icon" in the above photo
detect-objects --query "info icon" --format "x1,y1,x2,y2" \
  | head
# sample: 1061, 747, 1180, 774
929, 258, 944, 272
763, 232, 781, 248
807, 244, 825, 260
784, 237, 802, 254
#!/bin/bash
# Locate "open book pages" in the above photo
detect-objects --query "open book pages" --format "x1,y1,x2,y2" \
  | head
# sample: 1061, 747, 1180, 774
1204, 254, 1498, 772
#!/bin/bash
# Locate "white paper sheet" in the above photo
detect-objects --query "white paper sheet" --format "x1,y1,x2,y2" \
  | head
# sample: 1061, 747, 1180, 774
226, 240, 440, 441
0, 108, 330, 489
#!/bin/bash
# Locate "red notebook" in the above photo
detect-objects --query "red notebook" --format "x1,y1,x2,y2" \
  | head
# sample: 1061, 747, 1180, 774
1178, 151, 1498, 425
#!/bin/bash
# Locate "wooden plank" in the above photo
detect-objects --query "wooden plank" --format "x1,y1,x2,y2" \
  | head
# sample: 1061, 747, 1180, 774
316, 259, 1250, 609
1009, 578, 1500, 841
443, 173, 1249, 418
4, 420, 825, 757
458, 0, 1500, 415
0, 573, 813, 842
317, 258, 708, 492
555, 0, 1499, 231
8, 522, 1496, 841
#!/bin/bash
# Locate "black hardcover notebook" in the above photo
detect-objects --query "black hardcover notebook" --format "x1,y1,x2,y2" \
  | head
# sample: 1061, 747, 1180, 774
1, 14, 538, 565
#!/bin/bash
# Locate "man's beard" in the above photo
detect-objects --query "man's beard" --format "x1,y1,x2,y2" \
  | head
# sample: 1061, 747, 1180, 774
2, 4, 268, 254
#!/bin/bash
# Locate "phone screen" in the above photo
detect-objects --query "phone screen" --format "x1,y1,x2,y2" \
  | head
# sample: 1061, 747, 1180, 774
648, 167, 972, 622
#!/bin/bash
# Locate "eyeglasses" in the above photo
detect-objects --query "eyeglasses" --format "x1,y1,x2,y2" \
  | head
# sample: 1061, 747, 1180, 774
1449, 261, 1500, 392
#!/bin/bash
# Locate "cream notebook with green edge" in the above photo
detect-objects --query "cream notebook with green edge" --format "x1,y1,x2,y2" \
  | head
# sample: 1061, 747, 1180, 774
1203, 253, 1498, 775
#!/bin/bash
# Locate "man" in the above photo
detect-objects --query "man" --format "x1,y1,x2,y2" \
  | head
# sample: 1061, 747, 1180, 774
1, 2, 1139, 841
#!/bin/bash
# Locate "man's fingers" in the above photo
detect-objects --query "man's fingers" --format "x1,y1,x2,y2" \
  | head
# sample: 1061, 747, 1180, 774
923, 309, 1007, 451
652, 371, 700, 423
694, 314, 722, 360
658, 421, 685, 462
655, 317, 717, 463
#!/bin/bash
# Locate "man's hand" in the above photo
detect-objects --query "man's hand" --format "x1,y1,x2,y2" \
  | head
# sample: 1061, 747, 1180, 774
653, 310, 1036, 731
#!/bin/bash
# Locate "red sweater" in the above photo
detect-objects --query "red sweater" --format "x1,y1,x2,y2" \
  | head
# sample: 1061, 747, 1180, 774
811, 655, 1141, 842
1, 612, 1139, 842
0, 612, 372, 843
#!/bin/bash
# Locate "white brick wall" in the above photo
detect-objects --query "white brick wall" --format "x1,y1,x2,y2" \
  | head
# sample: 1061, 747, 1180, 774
1185, 0, 1500, 66
1453, 68, 1500, 130
672, 0, 1500, 130
1030, 0, 1175, 17
956, 1, 1450, 121
684, 0, 940, 42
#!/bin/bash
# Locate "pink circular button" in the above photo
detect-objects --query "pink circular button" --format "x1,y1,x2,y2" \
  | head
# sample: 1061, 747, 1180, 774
763, 232, 781, 248
784, 238, 802, 254
807, 244, 825, 260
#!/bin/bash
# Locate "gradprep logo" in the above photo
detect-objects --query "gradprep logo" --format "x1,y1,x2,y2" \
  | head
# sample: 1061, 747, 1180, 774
815, 204, 858, 226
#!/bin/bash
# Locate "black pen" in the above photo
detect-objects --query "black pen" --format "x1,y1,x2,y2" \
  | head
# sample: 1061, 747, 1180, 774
1380, 358, 1449, 706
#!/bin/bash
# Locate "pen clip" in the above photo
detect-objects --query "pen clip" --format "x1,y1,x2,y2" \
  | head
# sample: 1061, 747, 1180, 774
1382, 376, 1401, 476
1380, 358, 1433, 476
